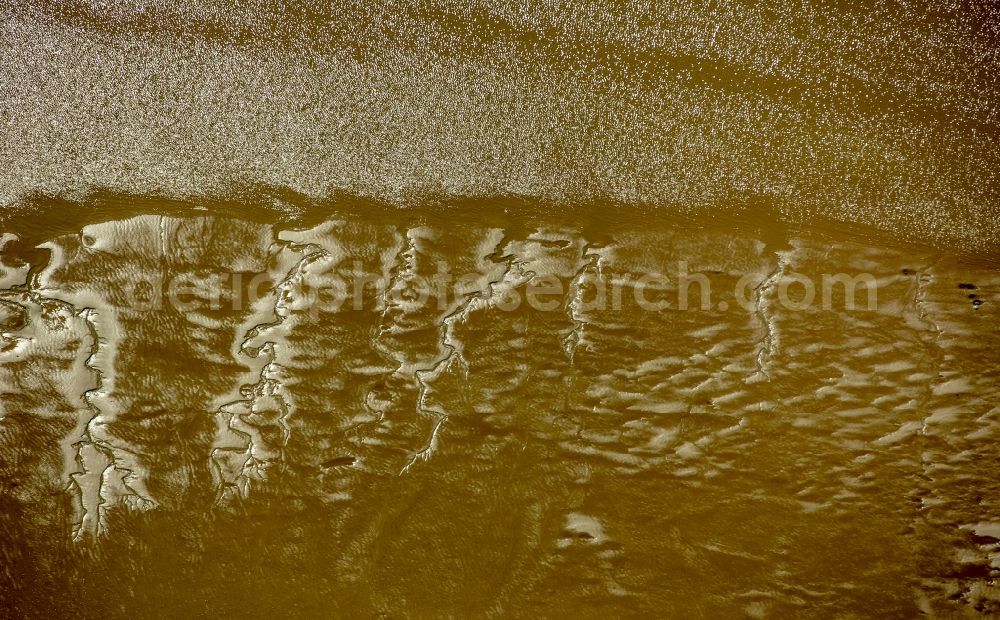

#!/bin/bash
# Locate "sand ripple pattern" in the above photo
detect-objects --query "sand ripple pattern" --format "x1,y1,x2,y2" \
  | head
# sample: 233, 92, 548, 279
1, 215, 998, 617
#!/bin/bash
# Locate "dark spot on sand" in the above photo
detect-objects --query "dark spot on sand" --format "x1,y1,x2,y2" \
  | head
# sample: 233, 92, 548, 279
958, 283, 977, 290
970, 533, 999, 545
321, 456, 356, 469
0, 302, 27, 332
901, 268, 915, 275
950, 562, 992, 580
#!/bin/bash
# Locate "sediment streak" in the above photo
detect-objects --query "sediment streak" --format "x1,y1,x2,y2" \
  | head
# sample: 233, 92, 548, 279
748, 251, 788, 383
210, 240, 328, 502
563, 244, 604, 364
399, 229, 519, 475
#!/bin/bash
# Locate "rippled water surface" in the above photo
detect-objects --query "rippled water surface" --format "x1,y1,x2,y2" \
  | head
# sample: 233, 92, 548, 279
0, 203, 997, 617
2, 0, 1000, 617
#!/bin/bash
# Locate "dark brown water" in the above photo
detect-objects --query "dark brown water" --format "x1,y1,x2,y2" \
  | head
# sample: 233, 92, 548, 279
2, 1, 1000, 618
1, 201, 998, 617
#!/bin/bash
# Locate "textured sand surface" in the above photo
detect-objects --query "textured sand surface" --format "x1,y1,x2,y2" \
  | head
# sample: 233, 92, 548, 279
2, 2, 1000, 617
2, 1, 999, 252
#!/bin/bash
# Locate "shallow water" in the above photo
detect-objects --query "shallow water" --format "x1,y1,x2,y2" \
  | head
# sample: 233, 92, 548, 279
3, 0, 1000, 617
1, 202, 998, 617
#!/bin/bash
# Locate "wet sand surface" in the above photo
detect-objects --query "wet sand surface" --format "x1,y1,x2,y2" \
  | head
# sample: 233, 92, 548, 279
0, 201, 998, 617
3, 0, 1000, 617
